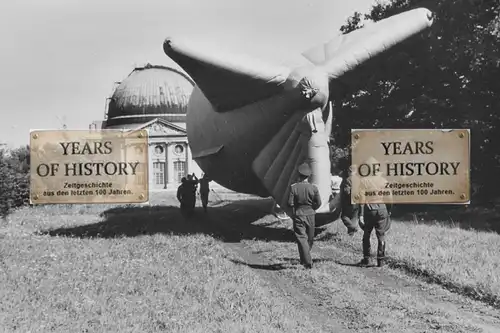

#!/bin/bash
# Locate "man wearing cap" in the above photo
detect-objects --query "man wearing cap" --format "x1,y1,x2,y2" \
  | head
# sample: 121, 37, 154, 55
287, 163, 322, 269
199, 173, 211, 213
177, 177, 188, 216
357, 157, 393, 268
185, 174, 199, 216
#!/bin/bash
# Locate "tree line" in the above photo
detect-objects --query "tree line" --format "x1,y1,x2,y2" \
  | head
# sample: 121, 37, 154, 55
329, 0, 499, 201
0, 146, 30, 218
2, 0, 499, 216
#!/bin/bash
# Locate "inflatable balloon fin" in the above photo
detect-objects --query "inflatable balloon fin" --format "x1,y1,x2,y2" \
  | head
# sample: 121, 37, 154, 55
252, 110, 320, 216
252, 102, 337, 216
273, 136, 308, 211
163, 38, 291, 112
252, 113, 302, 182
301, 7, 433, 94
304, 108, 333, 214
324, 101, 333, 139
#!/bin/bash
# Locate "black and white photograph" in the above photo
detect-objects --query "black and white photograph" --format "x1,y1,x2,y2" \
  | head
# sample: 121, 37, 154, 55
1, 0, 499, 332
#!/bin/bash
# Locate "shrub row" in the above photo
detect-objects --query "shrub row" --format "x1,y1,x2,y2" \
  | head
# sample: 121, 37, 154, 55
0, 147, 30, 218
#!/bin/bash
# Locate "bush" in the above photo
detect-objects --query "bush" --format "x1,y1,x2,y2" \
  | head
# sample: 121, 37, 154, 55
0, 146, 30, 218
329, 143, 350, 175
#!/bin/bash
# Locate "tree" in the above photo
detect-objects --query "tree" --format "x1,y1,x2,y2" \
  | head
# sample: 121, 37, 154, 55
0, 146, 30, 218
332, 0, 500, 198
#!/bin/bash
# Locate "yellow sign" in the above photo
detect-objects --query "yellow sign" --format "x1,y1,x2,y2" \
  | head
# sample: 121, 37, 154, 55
30, 129, 149, 204
351, 129, 470, 204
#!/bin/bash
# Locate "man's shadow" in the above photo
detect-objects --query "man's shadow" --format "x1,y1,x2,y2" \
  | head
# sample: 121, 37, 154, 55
229, 257, 336, 271
229, 259, 289, 271
38, 198, 296, 243
336, 261, 378, 268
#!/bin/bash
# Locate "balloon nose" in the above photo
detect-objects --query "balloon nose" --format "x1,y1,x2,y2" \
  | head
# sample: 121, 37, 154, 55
163, 38, 174, 54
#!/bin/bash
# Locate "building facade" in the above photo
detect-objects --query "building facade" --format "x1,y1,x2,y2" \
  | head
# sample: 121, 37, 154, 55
90, 63, 202, 190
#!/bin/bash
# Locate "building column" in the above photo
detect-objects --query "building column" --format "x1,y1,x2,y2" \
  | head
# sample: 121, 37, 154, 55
167, 143, 174, 184
148, 144, 154, 188
163, 143, 167, 189
185, 142, 191, 175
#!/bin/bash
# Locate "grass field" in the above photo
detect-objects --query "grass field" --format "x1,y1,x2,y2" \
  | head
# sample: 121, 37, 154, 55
1, 190, 500, 332
251, 203, 500, 309
318, 220, 500, 306
0, 192, 322, 332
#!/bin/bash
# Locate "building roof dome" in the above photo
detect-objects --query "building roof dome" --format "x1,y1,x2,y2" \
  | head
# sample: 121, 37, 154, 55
105, 63, 195, 127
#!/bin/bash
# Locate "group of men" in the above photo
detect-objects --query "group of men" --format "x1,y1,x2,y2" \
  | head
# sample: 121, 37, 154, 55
287, 158, 391, 269
176, 173, 211, 217
178, 158, 390, 269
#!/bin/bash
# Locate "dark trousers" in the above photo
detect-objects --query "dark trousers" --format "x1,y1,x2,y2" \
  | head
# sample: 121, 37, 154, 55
181, 195, 196, 218
362, 208, 391, 260
341, 204, 360, 233
293, 214, 315, 266
180, 201, 188, 217
200, 191, 209, 212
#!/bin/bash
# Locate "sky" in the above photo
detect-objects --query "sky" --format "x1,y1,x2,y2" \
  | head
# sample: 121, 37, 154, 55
0, 0, 376, 148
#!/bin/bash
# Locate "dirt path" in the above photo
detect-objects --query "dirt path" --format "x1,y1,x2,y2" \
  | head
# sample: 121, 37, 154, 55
224, 242, 350, 332
314, 242, 500, 332
201, 198, 500, 333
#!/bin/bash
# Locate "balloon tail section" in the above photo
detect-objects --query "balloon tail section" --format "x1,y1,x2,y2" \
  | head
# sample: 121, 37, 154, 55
161, 7, 435, 220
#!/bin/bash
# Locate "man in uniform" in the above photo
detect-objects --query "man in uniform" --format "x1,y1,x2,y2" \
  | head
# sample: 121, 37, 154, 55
358, 203, 391, 267
177, 177, 188, 216
184, 174, 199, 216
339, 159, 360, 236
287, 163, 322, 269
330, 173, 342, 196
199, 173, 211, 213
357, 157, 393, 268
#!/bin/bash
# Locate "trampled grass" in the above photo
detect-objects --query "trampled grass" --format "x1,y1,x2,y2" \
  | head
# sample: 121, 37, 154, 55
2, 190, 500, 332
0, 192, 320, 333
319, 217, 500, 308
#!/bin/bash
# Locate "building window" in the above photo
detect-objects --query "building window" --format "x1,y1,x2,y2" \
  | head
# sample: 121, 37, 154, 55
136, 174, 146, 186
134, 163, 146, 185
154, 145, 164, 155
153, 162, 165, 185
173, 161, 186, 183
174, 144, 184, 155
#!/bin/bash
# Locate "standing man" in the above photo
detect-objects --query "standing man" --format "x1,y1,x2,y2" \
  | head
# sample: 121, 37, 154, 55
177, 177, 188, 216
358, 202, 391, 267
199, 173, 211, 213
287, 163, 322, 269
184, 174, 198, 216
357, 158, 393, 268
330, 173, 343, 196
339, 159, 360, 236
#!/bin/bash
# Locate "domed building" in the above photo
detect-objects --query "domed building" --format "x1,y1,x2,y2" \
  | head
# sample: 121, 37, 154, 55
90, 63, 202, 190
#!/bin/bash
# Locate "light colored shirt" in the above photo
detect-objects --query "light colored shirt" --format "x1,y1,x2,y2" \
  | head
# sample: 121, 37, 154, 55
331, 175, 342, 192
